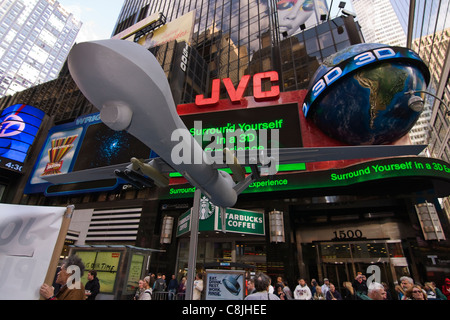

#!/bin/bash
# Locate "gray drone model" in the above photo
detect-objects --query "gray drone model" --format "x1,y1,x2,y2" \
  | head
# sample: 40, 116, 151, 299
43, 39, 425, 209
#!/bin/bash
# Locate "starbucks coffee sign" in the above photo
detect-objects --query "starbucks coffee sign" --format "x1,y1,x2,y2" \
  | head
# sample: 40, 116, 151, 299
219, 208, 265, 236
176, 197, 265, 237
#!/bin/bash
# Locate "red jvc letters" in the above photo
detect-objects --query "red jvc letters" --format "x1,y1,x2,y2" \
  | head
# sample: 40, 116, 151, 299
195, 71, 280, 106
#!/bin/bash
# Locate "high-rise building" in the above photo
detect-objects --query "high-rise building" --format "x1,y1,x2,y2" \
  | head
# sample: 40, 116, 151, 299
352, 0, 450, 148
404, 0, 450, 163
351, 0, 407, 47
410, 27, 450, 150
0, 0, 82, 97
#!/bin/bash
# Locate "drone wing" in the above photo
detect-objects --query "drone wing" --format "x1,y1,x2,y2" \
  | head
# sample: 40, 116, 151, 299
42, 144, 426, 188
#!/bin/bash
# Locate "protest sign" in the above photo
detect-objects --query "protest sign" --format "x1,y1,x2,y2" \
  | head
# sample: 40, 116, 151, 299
0, 204, 69, 300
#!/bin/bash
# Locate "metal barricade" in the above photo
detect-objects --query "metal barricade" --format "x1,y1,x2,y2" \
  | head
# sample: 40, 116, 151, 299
148, 291, 186, 300
152, 291, 169, 300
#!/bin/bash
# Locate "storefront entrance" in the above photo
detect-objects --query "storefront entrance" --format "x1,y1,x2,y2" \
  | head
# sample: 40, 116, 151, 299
311, 240, 410, 294
175, 237, 268, 278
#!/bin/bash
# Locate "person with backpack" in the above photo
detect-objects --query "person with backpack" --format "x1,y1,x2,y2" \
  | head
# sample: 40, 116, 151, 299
153, 273, 167, 299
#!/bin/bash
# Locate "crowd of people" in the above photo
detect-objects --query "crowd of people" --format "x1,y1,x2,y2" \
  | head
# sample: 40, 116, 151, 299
133, 270, 450, 301
133, 273, 190, 300
40, 255, 450, 301
244, 273, 450, 301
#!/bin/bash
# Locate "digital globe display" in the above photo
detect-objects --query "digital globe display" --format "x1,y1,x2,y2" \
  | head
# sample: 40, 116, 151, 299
302, 43, 430, 145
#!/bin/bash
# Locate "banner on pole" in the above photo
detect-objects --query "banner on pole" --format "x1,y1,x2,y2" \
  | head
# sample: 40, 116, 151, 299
0, 204, 66, 300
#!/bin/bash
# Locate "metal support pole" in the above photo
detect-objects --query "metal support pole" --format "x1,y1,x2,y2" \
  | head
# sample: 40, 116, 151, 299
185, 189, 201, 300
406, 0, 416, 49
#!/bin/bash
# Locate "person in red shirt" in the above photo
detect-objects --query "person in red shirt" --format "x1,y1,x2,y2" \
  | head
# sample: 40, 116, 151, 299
442, 278, 450, 300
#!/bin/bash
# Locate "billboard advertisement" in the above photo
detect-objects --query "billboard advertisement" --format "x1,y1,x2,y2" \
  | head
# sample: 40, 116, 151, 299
137, 10, 196, 49
113, 10, 196, 50
0, 104, 45, 173
205, 270, 246, 300
25, 113, 151, 195
277, 0, 328, 37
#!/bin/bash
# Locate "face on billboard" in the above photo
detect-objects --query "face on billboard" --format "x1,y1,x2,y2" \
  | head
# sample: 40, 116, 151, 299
278, 0, 315, 36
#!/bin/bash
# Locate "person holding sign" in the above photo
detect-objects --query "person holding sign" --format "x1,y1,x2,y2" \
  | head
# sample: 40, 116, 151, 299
40, 255, 86, 300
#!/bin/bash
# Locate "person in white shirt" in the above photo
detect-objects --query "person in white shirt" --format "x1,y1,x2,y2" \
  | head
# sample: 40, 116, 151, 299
193, 273, 203, 300
294, 278, 312, 300
321, 278, 330, 297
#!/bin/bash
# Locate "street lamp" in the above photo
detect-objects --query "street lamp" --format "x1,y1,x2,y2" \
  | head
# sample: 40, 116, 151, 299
160, 216, 174, 244
327, 0, 347, 20
269, 210, 285, 243
405, 90, 450, 115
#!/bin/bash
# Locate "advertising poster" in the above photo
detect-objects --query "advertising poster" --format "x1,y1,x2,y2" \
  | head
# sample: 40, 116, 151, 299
127, 254, 145, 292
114, 10, 196, 50
74, 250, 121, 294
0, 204, 66, 300
277, 0, 328, 37
137, 10, 196, 49
205, 270, 246, 300
28, 127, 83, 186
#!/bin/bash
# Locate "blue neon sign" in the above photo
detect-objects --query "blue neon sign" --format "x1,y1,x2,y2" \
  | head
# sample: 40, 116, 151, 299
0, 104, 45, 171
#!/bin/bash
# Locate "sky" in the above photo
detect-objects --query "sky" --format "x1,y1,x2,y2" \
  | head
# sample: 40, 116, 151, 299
56, 0, 124, 42
56, 0, 354, 43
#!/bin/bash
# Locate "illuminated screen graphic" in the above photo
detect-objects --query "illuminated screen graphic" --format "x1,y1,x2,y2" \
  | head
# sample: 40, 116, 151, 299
72, 123, 151, 171
26, 113, 151, 195
180, 103, 303, 150
29, 127, 83, 185
0, 104, 45, 172
163, 157, 450, 199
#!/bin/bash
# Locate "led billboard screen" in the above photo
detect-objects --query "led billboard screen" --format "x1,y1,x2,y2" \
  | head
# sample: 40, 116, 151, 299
180, 103, 303, 151
72, 122, 152, 171
25, 113, 151, 194
0, 104, 45, 173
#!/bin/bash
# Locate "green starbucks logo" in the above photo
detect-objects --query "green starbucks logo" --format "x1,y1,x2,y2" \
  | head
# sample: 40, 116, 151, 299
199, 195, 216, 220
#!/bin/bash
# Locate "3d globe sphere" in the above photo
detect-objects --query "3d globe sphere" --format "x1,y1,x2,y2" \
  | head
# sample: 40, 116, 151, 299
302, 43, 430, 145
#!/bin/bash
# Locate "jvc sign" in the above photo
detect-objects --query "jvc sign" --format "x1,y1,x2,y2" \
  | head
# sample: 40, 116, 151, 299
195, 71, 280, 107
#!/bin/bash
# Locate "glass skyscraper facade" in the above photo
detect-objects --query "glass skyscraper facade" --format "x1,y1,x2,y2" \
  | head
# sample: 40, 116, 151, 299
114, 0, 279, 84
0, 0, 82, 97
112, 0, 362, 102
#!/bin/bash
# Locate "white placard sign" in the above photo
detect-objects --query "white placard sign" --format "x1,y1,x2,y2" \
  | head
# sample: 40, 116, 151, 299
0, 204, 66, 300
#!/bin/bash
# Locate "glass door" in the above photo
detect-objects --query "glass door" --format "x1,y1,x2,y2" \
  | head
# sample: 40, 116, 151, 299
316, 240, 407, 296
